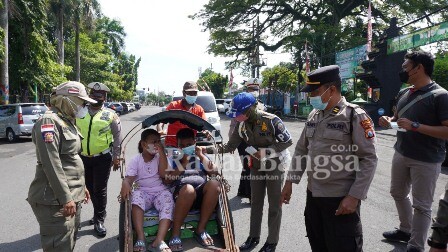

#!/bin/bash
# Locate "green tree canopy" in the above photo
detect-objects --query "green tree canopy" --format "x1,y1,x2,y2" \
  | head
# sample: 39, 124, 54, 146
261, 63, 298, 93
198, 68, 228, 98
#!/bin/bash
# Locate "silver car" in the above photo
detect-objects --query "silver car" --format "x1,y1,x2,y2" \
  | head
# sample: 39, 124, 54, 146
0, 103, 48, 142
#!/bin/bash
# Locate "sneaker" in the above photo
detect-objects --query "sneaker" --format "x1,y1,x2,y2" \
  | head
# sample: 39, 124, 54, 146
383, 229, 411, 242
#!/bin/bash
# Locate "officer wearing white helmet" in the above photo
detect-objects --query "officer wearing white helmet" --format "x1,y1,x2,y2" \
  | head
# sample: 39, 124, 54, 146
76, 82, 122, 237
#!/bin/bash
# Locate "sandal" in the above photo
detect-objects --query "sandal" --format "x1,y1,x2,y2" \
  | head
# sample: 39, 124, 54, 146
150, 240, 171, 252
194, 231, 214, 247
168, 236, 183, 252
133, 240, 146, 252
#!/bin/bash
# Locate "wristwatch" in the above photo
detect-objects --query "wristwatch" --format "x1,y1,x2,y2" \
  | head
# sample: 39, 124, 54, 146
411, 122, 420, 131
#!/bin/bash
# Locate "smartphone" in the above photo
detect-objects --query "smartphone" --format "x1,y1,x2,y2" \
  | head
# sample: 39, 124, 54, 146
245, 146, 258, 155
390, 122, 406, 132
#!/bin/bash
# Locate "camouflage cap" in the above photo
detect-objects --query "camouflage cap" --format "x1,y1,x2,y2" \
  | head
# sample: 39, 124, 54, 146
55, 81, 97, 103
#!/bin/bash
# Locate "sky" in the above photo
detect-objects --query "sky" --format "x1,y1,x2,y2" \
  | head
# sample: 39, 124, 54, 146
98, 0, 291, 95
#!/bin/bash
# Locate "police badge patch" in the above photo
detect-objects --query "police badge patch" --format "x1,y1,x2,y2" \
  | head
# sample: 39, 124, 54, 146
41, 124, 55, 143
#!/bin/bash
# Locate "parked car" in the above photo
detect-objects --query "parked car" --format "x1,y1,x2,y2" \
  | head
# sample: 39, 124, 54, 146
0, 103, 48, 142
133, 102, 141, 110
172, 91, 222, 144
120, 102, 130, 114
105, 102, 124, 115
127, 102, 136, 112
216, 99, 225, 113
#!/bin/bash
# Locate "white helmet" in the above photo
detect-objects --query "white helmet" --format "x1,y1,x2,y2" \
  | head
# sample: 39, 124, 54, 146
245, 78, 261, 86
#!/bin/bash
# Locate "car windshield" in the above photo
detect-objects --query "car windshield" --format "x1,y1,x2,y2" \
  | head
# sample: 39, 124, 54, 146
21, 105, 47, 115
173, 96, 216, 112
215, 99, 224, 104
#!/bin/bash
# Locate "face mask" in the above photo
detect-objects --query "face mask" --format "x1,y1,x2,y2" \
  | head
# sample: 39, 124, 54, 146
76, 105, 88, 118
185, 95, 197, 104
309, 87, 331, 110
146, 143, 158, 155
399, 65, 418, 83
250, 91, 259, 99
91, 100, 104, 108
235, 114, 248, 122
182, 145, 196, 157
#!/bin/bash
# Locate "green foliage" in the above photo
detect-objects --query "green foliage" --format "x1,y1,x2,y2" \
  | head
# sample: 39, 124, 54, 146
198, 68, 228, 98
261, 63, 298, 93
192, 0, 447, 67
433, 53, 448, 90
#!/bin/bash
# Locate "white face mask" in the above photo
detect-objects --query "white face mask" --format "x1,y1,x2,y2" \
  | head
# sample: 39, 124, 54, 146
250, 91, 260, 98
146, 143, 158, 155
75, 105, 88, 118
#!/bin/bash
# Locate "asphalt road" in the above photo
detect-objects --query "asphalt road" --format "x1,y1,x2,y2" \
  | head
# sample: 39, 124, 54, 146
0, 105, 446, 252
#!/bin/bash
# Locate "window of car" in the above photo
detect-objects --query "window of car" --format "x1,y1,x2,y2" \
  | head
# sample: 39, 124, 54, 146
215, 99, 224, 105
21, 105, 47, 115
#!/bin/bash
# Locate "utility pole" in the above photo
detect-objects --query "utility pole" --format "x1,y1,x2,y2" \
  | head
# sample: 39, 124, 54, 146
249, 16, 266, 79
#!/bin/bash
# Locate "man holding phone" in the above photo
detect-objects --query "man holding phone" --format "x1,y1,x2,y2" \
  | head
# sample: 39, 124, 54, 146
379, 50, 448, 252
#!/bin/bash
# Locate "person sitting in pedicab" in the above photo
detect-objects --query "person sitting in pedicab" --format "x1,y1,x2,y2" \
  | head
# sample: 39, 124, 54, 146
162, 128, 221, 252
120, 129, 174, 252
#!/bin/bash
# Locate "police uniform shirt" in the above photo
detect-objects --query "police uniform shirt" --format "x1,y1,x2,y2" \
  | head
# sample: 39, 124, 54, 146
211, 110, 293, 166
286, 97, 378, 199
28, 109, 86, 205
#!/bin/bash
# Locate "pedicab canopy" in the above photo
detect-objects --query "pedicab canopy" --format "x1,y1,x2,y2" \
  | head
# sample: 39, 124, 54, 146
142, 110, 218, 133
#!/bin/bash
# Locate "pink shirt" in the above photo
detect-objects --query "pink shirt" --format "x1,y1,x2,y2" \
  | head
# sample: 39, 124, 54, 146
126, 153, 168, 194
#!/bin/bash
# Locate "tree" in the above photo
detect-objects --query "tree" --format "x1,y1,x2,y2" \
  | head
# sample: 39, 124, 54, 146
0, 0, 7, 104
96, 16, 126, 57
73, 0, 100, 81
198, 68, 227, 98
191, 0, 447, 68
433, 53, 448, 90
261, 63, 298, 93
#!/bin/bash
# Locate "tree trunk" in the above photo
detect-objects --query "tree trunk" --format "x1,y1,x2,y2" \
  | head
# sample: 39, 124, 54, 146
0, 0, 8, 104
74, 11, 80, 82
56, 1, 64, 65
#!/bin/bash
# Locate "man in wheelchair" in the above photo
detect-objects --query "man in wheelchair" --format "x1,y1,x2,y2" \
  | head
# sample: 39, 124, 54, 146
161, 128, 221, 251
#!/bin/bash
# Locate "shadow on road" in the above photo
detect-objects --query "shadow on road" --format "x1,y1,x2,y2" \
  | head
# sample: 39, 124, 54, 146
380, 239, 408, 252
228, 196, 251, 212
0, 234, 41, 251
88, 235, 119, 252
0, 137, 32, 146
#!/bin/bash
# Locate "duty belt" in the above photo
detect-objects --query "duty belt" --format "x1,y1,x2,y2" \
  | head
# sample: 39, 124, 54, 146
81, 148, 111, 158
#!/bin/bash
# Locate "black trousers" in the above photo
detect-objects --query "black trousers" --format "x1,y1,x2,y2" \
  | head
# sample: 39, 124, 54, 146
237, 142, 251, 198
305, 190, 363, 252
81, 153, 112, 223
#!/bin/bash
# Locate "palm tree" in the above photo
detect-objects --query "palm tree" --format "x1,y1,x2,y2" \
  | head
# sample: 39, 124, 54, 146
74, 0, 100, 81
0, 0, 8, 104
97, 16, 126, 57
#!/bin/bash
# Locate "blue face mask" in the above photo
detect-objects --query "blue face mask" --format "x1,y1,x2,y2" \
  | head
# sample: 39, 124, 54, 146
309, 87, 331, 110
185, 95, 197, 104
182, 145, 196, 157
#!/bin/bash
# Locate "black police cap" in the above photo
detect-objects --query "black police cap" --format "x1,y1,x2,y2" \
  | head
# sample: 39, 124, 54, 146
300, 65, 341, 92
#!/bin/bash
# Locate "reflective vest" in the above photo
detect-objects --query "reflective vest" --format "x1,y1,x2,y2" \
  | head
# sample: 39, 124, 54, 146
76, 108, 114, 156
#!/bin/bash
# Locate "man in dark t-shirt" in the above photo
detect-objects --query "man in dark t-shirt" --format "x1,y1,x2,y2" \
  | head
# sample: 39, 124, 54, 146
379, 50, 448, 252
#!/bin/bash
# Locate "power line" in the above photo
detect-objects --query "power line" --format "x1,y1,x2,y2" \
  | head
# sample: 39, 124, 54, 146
400, 5, 448, 29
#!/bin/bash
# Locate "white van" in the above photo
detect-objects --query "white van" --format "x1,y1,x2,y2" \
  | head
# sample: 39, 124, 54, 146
171, 91, 222, 144
0, 103, 48, 142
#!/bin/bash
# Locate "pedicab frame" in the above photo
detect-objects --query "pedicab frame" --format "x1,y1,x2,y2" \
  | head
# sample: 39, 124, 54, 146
117, 110, 238, 252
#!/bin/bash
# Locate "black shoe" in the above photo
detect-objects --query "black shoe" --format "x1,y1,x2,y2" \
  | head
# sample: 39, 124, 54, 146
239, 237, 260, 251
383, 229, 411, 242
407, 246, 421, 252
94, 222, 107, 237
259, 242, 277, 252
89, 217, 95, 225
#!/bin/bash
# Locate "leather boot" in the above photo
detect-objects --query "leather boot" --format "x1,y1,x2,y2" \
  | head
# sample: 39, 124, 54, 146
239, 237, 260, 251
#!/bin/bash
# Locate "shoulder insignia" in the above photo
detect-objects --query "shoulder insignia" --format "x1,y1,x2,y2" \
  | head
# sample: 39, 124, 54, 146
360, 119, 372, 130
331, 106, 340, 115
41, 124, 55, 143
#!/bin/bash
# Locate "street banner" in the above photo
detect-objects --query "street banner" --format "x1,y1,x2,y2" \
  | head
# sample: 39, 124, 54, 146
387, 21, 448, 54
336, 45, 368, 79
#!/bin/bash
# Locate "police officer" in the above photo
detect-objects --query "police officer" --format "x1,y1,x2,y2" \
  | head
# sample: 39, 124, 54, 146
280, 65, 378, 252
208, 92, 292, 252
76, 82, 122, 237
28, 81, 95, 251
229, 78, 267, 200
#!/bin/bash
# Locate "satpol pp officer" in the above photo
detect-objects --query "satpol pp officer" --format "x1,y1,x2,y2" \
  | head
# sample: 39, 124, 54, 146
208, 92, 293, 252
28, 81, 95, 252
76, 82, 122, 237
281, 65, 378, 252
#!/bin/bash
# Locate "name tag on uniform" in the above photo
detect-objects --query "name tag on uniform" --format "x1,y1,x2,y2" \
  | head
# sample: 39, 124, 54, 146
326, 123, 345, 131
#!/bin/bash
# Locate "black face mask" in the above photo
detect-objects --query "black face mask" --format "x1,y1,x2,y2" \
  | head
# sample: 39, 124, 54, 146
398, 70, 409, 83
91, 100, 104, 107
